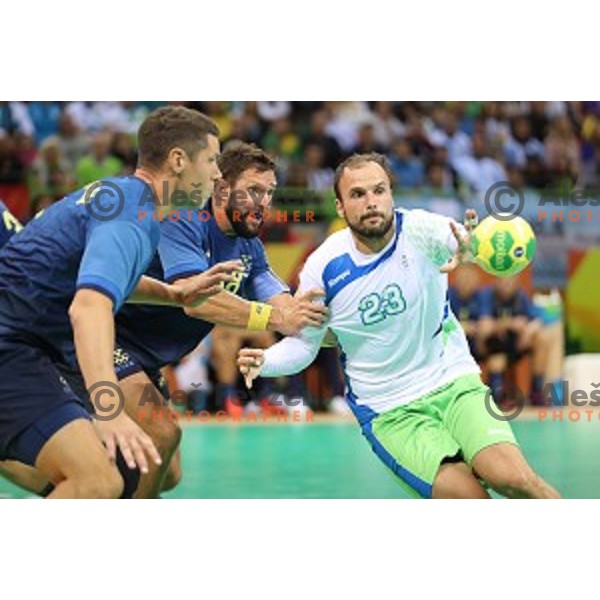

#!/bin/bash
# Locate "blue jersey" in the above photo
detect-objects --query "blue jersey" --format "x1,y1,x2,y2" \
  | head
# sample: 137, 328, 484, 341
0, 177, 159, 367
115, 204, 289, 372
448, 287, 484, 324
479, 286, 537, 320
0, 201, 21, 248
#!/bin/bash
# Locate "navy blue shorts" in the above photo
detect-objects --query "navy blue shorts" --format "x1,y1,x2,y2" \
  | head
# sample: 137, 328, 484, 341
55, 346, 169, 416
112, 346, 170, 402
0, 336, 91, 466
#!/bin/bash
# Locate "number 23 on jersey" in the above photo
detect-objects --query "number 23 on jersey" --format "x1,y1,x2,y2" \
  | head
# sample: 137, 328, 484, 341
358, 283, 406, 326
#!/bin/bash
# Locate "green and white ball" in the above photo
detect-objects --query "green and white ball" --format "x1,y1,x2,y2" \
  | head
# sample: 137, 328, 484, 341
471, 215, 536, 277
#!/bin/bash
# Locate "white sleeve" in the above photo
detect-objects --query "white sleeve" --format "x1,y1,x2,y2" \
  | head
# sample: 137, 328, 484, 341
261, 255, 328, 378
403, 209, 464, 267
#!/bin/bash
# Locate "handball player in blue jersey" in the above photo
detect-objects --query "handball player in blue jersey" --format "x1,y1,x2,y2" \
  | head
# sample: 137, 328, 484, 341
0, 106, 241, 498
110, 142, 328, 498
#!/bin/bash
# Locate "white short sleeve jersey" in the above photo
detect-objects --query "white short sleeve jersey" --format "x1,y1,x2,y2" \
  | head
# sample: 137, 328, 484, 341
294, 208, 480, 421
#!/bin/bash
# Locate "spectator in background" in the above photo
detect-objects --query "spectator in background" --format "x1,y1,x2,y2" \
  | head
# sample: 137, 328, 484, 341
478, 276, 546, 407
370, 101, 406, 147
65, 101, 144, 134
75, 131, 122, 187
203, 101, 235, 140
324, 101, 372, 152
577, 143, 600, 191
527, 101, 550, 142
0, 102, 34, 138
111, 132, 138, 175
12, 131, 37, 169
257, 101, 291, 123
262, 118, 301, 161
45, 112, 91, 166
389, 138, 424, 188
480, 102, 511, 148
228, 115, 262, 146
304, 143, 334, 191
304, 109, 342, 169
29, 138, 75, 200
423, 162, 454, 195
428, 110, 472, 163
0, 135, 26, 184
452, 133, 506, 194
544, 115, 581, 175
524, 155, 550, 188
26, 101, 63, 143
352, 123, 386, 155
448, 264, 485, 359
504, 116, 546, 169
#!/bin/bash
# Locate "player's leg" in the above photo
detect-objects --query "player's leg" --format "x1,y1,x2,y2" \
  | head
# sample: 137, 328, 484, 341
515, 321, 546, 403
119, 370, 181, 499
443, 373, 561, 499
34, 417, 124, 498
432, 460, 490, 499
0, 339, 123, 498
212, 326, 245, 416
471, 443, 561, 499
0, 460, 51, 495
485, 349, 508, 406
162, 447, 182, 492
543, 321, 565, 404
359, 391, 489, 499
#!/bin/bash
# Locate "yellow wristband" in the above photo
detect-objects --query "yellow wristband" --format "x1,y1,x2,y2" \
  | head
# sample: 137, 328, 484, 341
247, 302, 272, 331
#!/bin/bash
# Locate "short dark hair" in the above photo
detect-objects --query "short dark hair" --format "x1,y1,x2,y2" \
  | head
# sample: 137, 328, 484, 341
334, 152, 395, 200
137, 106, 220, 169
218, 141, 276, 186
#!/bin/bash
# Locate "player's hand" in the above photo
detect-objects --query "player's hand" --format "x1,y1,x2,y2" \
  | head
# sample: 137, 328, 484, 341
237, 348, 265, 389
440, 208, 478, 273
93, 412, 162, 475
172, 260, 244, 307
275, 288, 328, 336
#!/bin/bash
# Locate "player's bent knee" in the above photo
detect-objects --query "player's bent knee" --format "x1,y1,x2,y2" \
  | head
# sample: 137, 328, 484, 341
137, 411, 181, 455
162, 460, 182, 492
154, 419, 181, 456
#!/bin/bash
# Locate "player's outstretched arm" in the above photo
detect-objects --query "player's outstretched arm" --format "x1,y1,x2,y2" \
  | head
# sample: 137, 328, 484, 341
129, 260, 244, 307
69, 289, 162, 474
238, 321, 326, 388
182, 286, 328, 336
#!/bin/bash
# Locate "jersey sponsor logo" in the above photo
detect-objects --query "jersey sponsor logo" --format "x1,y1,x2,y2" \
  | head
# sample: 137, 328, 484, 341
327, 269, 351, 288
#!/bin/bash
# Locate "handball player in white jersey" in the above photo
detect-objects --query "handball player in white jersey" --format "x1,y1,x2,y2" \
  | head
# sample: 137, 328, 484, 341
238, 153, 560, 499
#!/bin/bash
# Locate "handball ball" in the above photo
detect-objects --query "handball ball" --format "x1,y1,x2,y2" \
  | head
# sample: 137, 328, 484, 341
471, 215, 536, 277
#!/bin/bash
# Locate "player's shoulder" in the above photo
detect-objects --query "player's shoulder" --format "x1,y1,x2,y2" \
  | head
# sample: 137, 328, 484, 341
305, 227, 354, 274
398, 207, 450, 229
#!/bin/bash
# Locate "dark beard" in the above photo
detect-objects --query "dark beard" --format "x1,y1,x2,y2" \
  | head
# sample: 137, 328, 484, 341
348, 212, 394, 239
224, 205, 261, 239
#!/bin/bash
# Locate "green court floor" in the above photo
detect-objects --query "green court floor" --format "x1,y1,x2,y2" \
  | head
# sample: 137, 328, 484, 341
1, 419, 599, 498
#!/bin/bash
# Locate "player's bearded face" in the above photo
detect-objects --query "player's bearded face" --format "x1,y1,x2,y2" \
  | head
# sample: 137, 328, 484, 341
224, 168, 277, 239
347, 207, 394, 239
337, 163, 395, 239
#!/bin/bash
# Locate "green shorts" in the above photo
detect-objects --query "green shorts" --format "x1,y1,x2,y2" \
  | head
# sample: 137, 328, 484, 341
361, 374, 518, 498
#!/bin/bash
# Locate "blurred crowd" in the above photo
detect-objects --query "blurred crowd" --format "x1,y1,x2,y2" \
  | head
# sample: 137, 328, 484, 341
2, 101, 600, 220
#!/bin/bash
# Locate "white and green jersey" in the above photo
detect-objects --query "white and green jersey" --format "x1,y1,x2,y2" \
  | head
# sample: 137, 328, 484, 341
261, 209, 480, 422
